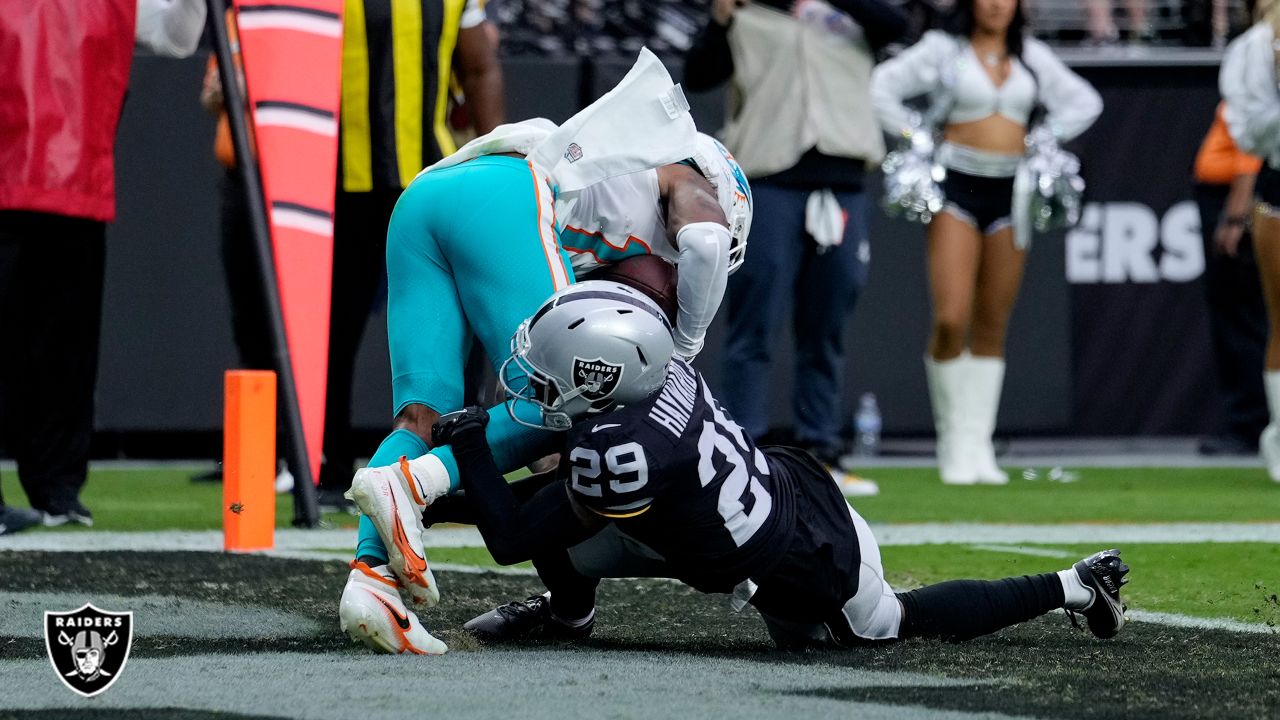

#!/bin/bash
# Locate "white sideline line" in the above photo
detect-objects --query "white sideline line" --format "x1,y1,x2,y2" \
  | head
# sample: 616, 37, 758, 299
262, 549, 540, 576
1127, 610, 1276, 634
0, 527, 483, 552
872, 523, 1280, 545
7, 523, 1280, 553
967, 544, 1073, 558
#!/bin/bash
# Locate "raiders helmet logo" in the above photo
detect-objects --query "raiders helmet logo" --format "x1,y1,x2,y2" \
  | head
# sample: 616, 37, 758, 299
44, 604, 133, 698
572, 357, 623, 402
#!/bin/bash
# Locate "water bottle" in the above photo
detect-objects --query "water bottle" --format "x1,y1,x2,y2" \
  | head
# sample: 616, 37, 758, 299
853, 393, 882, 457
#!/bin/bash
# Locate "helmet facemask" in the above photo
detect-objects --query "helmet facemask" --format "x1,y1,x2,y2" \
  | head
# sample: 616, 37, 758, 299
726, 201, 750, 273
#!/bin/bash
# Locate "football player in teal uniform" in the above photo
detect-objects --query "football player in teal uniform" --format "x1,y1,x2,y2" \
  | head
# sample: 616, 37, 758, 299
337, 53, 753, 653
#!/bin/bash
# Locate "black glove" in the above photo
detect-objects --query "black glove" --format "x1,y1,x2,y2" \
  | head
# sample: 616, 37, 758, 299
431, 406, 490, 446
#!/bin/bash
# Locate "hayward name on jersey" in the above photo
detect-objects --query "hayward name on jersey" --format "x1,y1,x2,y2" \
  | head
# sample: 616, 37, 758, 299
555, 170, 676, 274
562, 359, 796, 592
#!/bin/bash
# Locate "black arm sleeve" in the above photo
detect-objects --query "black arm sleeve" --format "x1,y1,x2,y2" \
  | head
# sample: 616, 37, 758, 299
828, 0, 909, 49
683, 19, 734, 92
451, 427, 597, 566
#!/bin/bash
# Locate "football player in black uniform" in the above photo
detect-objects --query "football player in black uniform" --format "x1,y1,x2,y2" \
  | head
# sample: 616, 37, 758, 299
430, 281, 1130, 648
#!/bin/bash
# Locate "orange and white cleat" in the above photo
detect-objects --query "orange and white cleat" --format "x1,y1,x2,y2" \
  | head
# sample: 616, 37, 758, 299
346, 455, 449, 606
339, 561, 447, 655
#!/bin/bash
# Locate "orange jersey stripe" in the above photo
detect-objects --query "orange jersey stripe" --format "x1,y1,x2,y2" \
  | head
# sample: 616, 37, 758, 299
528, 161, 570, 290
562, 224, 654, 255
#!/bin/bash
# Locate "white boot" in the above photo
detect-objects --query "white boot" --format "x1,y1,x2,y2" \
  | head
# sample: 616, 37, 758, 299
966, 355, 1009, 485
926, 355, 976, 484
1261, 372, 1280, 482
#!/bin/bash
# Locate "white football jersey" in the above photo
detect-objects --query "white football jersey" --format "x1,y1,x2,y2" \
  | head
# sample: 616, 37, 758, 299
555, 169, 676, 275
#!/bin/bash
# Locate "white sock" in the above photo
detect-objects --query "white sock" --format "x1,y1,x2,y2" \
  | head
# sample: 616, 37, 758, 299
1057, 568, 1095, 610
406, 453, 452, 504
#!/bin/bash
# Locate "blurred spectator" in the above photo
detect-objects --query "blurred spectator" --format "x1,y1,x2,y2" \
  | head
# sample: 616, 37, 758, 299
314, 0, 505, 507
871, 0, 1101, 485
1193, 103, 1267, 455
0, 0, 206, 535
489, 0, 1253, 52
685, 0, 907, 495
1221, 0, 1280, 481
488, 0, 708, 54
1086, 0, 1152, 44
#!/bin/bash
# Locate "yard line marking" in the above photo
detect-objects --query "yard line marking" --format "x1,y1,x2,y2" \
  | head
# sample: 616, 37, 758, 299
7, 523, 1280, 553
871, 523, 1280, 545
258, 550, 541, 576
967, 544, 1073, 558
1127, 610, 1276, 634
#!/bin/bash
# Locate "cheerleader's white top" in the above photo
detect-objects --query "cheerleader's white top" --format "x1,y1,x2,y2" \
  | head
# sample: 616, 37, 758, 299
871, 30, 1102, 145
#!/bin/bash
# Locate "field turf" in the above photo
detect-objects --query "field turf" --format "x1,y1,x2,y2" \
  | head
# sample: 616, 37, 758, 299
4, 464, 1276, 529
1, 465, 1278, 718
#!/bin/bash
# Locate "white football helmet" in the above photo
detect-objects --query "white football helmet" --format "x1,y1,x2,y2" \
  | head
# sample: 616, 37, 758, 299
499, 281, 675, 430
690, 133, 753, 273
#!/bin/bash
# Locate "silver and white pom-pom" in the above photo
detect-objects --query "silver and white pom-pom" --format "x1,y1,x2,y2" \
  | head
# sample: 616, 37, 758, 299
1024, 126, 1086, 233
881, 116, 946, 225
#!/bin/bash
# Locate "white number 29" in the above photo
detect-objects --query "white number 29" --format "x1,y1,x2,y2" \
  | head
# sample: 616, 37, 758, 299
570, 442, 649, 497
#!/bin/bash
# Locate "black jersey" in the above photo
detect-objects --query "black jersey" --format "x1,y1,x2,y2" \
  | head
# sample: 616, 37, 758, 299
562, 359, 796, 592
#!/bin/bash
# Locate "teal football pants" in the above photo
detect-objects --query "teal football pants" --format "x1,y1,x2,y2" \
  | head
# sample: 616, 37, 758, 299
356, 155, 574, 563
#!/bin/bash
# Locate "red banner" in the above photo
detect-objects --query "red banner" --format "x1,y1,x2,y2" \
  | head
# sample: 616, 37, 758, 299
233, 0, 343, 484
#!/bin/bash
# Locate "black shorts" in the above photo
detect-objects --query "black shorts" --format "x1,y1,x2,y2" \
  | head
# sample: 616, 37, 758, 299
941, 169, 1016, 235
1257, 165, 1280, 209
748, 446, 861, 624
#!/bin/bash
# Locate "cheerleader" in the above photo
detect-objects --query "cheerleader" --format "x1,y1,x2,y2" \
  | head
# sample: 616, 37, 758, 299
1221, 0, 1280, 483
870, 0, 1101, 484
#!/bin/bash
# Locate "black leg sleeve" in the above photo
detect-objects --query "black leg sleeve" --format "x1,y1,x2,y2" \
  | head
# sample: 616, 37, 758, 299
896, 573, 1065, 642
533, 548, 600, 622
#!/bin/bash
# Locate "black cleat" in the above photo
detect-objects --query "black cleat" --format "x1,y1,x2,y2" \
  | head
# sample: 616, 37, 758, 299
0, 505, 44, 536
1068, 549, 1129, 639
463, 594, 594, 642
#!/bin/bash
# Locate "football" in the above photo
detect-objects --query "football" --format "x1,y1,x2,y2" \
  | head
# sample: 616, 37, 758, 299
595, 254, 679, 325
